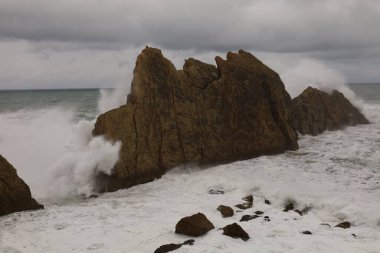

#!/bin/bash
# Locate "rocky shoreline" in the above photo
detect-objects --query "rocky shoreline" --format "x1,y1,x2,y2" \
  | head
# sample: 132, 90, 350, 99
0, 47, 369, 218
155, 192, 354, 253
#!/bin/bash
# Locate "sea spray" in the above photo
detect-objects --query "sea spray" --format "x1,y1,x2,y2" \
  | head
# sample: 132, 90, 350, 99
98, 81, 130, 113
0, 89, 125, 201
47, 120, 121, 199
0, 108, 74, 198
281, 59, 364, 109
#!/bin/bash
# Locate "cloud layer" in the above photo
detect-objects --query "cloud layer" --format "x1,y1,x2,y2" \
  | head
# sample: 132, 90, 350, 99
0, 0, 379, 89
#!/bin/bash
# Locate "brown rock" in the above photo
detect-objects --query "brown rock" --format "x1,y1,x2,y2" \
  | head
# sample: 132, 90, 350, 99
235, 202, 253, 210
242, 195, 253, 203
217, 205, 234, 218
222, 223, 250, 241
154, 243, 181, 253
335, 221, 351, 229
182, 240, 195, 245
175, 213, 214, 236
0, 154, 43, 216
291, 87, 369, 136
240, 214, 259, 222
154, 240, 195, 253
93, 47, 299, 192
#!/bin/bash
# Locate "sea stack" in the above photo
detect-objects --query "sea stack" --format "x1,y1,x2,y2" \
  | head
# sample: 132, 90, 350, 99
291, 86, 369, 135
0, 154, 43, 216
93, 47, 299, 191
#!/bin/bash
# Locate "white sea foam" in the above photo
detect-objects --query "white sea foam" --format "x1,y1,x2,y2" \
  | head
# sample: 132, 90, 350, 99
0, 108, 121, 200
47, 120, 121, 199
98, 80, 130, 113
0, 84, 379, 252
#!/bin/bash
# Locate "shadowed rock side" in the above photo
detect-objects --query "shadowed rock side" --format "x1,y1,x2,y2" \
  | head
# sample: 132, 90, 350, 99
0, 154, 43, 216
291, 87, 369, 136
93, 47, 298, 191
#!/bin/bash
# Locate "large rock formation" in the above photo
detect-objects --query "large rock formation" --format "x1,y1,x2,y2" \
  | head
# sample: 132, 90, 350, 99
93, 47, 298, 191
291, 87, 369, 135
0, 154, 43, 216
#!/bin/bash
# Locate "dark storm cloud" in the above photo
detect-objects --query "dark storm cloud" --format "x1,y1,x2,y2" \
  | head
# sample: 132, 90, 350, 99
1, 0, 380, 53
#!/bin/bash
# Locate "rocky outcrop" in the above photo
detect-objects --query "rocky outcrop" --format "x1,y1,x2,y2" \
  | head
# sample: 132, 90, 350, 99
0, 154, 43, 216
175, 213, 214, 237
291, 87, 369, 135
93, 47, 298, 191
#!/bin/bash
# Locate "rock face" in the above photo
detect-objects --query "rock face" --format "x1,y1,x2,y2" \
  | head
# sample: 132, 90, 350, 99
291, 87, 369, 135
175, 213, 214, 237
93, 47, 298, 191
0, 154, 43, 216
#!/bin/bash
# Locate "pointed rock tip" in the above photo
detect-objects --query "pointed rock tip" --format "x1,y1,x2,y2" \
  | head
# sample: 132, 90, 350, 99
184, 57, 200, 66
214, 55, 225, 68
141, 46, 163, 57
226, 51, 239, 60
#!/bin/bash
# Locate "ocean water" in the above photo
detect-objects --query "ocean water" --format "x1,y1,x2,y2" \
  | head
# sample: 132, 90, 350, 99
0, 89, 100, 120
0, 84, 379, 252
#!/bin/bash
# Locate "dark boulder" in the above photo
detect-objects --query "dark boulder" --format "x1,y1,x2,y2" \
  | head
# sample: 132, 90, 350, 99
154, 243, 181, 253
175, 213, 214, 236
242, 195, 253, 203
291, 87, 369, 135
240, 214, 259, 222
154, 240, 195, 253
93, 47, 299, 192
0, 154, 43, 216
222, 223, 250, 241
235, 202, 253, 210
335, 221, 351, 229
217, 205, 234, 218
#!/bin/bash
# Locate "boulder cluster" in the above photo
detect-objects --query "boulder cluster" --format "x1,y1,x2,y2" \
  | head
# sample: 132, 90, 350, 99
154, 194, 353, 252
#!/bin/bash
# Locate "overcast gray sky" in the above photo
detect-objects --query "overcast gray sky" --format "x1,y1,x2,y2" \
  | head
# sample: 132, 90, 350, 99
0, 0, 379, 90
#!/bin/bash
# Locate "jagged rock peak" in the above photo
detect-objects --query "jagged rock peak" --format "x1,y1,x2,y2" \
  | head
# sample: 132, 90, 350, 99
93, 47, 298, 192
